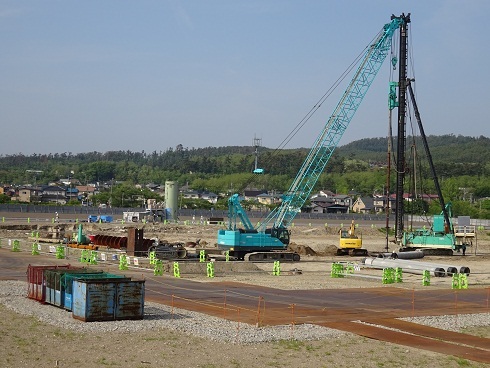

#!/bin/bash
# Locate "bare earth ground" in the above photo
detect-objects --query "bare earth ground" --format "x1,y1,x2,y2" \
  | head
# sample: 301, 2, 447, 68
0, 216, 489, 368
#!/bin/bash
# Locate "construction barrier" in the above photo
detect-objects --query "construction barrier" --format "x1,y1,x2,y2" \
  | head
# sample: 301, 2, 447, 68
154, 260, 163, 276
80, 249, 89, 263
452, 273, 468, 290
31, 242, 40, 255
89, 250, 98, 265
119, 254, 128, 270
330, 263, 344, 278
173, 262, 181, 278
207, 262, 214, 278
422, 270, 431, 286
382, 268, 395, 284
395, 267, 403, 283
12, 239, 20, 252
56, 245, 65, 259
149, 251, 156, 265
273, 261, 281, 276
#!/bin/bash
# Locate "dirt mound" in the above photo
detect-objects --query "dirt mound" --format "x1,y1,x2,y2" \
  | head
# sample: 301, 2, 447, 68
315, 244, 339, 256
288, 242, 318, 256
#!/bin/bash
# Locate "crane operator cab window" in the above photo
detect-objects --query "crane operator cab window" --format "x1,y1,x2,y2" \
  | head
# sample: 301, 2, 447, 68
269, 227, 290, 245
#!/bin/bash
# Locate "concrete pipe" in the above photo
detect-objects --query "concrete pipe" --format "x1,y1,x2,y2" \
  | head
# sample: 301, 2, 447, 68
381, 258, 470, 277
445, 267, 458, 276
364, 257, 446, 277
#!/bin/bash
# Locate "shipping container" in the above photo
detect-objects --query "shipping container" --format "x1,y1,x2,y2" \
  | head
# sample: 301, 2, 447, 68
27, 264, 75, 302
44, 268, 104, 308
63, 273, 129, 311
72, 279, 145, 322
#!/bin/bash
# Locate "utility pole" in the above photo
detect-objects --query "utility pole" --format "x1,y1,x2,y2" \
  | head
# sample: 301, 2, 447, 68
253, 135, 263, 173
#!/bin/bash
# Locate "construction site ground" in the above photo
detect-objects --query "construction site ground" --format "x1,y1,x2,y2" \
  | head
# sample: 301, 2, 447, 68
0, 214, 489, 367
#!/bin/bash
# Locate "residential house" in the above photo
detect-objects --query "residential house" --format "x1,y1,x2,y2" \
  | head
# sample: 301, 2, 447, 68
17, 186, 42, 203
311, 195, 350, 214
200, 192, 218, 204
309, 195, 335, 213
146, 183, 161, 192
181, 190, 200, 200
256, 192, 281, 206
76, 185, 98, 206
66, 187, 79, 202
41, 185, 67, 205
419, 194, 438, 202
243, 190, 266, 201
352, 197, 375, 213
332, 194, 352, 212
372, 195, 389, 213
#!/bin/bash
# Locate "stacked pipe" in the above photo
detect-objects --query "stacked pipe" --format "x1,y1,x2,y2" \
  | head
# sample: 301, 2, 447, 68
363, 257, 470, 277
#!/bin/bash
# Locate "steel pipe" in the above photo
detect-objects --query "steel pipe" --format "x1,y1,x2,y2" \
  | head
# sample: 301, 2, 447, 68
377, 251, 424, 260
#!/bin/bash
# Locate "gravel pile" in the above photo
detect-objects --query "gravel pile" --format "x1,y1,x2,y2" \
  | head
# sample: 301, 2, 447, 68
1, 280, 488, 343
0, 280, 345, 343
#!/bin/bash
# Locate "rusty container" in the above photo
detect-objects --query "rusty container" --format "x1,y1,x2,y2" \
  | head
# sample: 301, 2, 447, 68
44, 268, 104, 308
63, 273, 129, 311
27, 264, 75, 302
72, 279, 145, 322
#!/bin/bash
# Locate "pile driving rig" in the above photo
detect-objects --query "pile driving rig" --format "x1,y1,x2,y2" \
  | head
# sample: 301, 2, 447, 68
217, 15, 410, 261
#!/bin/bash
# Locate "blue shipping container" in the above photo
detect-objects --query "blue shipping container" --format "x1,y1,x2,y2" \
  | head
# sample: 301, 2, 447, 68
72, 279, 145, 322
63, 273, 129, 311
44, 268, 102, 308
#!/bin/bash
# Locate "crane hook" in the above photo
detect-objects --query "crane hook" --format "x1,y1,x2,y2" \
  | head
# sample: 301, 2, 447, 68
391, 56, 398, 70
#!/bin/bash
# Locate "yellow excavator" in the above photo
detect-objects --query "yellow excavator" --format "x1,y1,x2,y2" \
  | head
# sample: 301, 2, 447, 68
337, 220, 367, 256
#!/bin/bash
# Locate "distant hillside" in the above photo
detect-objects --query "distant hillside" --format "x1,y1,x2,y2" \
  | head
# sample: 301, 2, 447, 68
336, 134, 490, 165
0, 134, 488, 185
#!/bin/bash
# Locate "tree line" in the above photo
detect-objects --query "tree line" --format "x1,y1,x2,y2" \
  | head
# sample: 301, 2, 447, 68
1, 135, 489, 218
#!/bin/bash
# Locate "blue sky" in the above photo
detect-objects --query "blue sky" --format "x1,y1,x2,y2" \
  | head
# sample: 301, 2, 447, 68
1, 1, 489, 155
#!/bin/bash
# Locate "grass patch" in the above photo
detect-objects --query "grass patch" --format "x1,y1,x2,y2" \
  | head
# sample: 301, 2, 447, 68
96, 357, 119, 366
276, 339, 305, 351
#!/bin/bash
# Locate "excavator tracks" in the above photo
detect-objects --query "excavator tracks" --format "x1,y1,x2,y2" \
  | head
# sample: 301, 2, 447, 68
244, 251, 300, 262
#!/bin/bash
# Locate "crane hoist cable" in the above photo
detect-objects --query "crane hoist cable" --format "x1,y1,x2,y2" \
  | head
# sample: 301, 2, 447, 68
240, 29, 386, 194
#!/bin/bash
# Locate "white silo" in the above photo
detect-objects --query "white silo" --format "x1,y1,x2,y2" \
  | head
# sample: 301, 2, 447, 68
164, 181, 179, 221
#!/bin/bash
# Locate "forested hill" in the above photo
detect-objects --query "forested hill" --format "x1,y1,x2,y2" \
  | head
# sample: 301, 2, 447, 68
0, 134, 488, 185
337, 134, 490, 164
